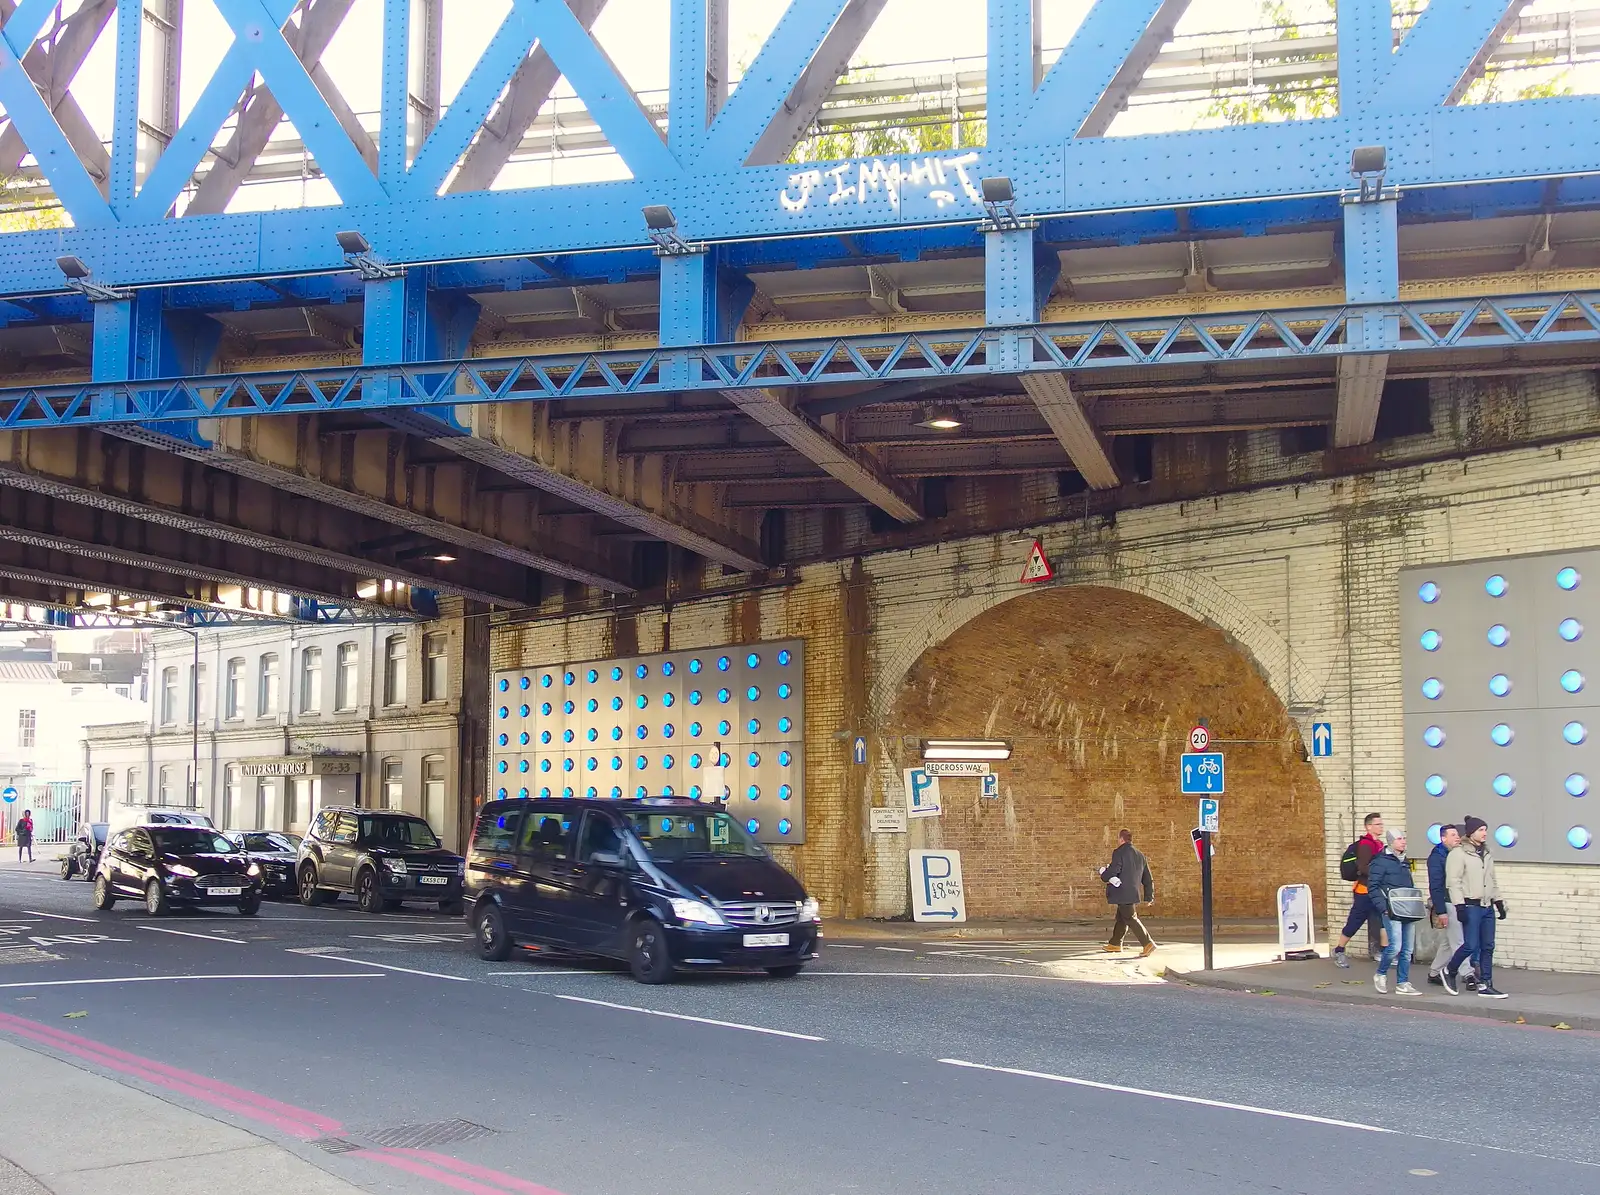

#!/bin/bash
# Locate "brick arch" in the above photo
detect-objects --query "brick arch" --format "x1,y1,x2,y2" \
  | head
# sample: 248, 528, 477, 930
876, 583, 1326, 919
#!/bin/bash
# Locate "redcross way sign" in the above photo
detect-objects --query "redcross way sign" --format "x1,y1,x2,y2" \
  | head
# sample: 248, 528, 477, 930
1021, 539, 1053, 584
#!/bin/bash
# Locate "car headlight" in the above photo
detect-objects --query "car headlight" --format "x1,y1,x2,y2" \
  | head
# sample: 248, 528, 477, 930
247, 862, 261, 877
382, 859, 407, 874
168, 864, 198, 878
456, 860, 466, 877
800, 897, 820, 922
669, 897, 725, 926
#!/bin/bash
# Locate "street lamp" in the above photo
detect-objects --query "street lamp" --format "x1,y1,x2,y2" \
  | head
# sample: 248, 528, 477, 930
642, 205, 695, 256
336, 230, 403, 280
55, 255, 131, 302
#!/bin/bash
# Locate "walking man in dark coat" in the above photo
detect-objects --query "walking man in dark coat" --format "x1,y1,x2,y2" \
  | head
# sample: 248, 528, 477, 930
1099, 828, 1156, 957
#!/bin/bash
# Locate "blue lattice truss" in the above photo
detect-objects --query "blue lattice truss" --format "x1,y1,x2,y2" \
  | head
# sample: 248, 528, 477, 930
2, 600, 427, 628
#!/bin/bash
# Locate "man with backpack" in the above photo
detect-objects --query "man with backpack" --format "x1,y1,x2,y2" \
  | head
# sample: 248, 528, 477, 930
1426, 824, 1474, 989
1441, 816, 1509, 999
1332, 812, 1387, 968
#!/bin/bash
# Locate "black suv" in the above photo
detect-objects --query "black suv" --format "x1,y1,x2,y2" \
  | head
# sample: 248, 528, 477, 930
296, 808, 464, 913
464, 797, 821, 983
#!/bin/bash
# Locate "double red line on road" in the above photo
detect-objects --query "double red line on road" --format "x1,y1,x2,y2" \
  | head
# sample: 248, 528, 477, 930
0, 1012, 565, 1194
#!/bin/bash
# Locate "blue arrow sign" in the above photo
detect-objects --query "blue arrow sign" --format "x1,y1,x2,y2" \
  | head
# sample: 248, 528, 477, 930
1312, 723, 1333, 757
0, 786, 15, 803
1180, 753, 1225, 794
853, 736, 867, 765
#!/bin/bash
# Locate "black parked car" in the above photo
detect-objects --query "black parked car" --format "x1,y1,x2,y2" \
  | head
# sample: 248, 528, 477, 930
296, 808, 464, 914
60, 822, 108, 881
226, 831, 301, 898
465, 797, 821, 984
93, 825, 263, 916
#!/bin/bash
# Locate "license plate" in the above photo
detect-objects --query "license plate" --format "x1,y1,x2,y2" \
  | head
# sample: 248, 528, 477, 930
209, 886, 242, 897
418, 875, 448, 885
743, 933, 789, 948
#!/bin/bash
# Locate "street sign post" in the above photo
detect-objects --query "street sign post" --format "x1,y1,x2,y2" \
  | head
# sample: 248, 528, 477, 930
1020, 540, 1053, 584
902, 768, 942, 819
923, 761, 989, 777
1189, 725, 1210, 752
1311, 723, 1333, 757
0, 787, 15, 804
1180, 753, 1225, 794
980, 773, 1000, 800
1198, 798, 1219, 834
909, 850, 967, 922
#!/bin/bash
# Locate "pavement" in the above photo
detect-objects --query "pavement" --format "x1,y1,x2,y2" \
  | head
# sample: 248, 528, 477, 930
0, 862, 1596, 1193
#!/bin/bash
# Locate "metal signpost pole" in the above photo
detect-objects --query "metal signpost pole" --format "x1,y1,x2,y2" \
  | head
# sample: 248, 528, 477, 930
1201, 830, 1215, 972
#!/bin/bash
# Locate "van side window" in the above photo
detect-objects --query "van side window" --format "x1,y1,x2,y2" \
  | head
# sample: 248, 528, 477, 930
519, 810, 572, 862
576, 813, 622, 863
473, 807, 521, 853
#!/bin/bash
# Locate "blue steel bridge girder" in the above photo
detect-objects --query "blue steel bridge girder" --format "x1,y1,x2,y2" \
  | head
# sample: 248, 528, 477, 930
1, 0, 1599, 295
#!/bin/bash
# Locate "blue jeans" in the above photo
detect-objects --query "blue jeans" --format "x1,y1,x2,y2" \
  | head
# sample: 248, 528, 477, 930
1376, 915, 1415, 984
1448, 903, 1496, 986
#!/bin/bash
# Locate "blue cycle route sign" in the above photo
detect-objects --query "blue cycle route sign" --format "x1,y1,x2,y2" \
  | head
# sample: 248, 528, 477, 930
1180, 753, 1225, 794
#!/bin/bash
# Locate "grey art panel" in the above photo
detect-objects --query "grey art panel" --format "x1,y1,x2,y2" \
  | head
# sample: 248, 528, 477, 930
1401, 551, 1596, 865
492, 640, 805, 845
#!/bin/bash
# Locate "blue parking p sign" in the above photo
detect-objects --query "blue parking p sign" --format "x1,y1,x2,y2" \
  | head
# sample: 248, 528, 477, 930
1180, 753, 1225, 794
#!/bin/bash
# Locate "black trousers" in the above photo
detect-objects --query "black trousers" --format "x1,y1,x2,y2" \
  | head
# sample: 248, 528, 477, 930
1110, 903, 1151, 947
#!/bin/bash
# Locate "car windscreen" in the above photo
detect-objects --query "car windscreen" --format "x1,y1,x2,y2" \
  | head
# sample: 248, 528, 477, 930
360, 816, 440, 850
622, 811, 767, 861
242, 832, 296, 853
151, 828, 237, 855
89, 824, 108, 844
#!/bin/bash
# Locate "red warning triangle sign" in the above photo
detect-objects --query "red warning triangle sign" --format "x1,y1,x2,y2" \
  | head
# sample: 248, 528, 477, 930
1020, 539, 1054, 584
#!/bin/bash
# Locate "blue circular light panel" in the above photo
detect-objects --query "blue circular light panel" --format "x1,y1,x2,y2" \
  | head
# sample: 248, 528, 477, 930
498, 733, 508, 746
1562, 670, 1586, 694
564, 672, 575, 686
777, 684, 792, 699
563, 701, 574, 714
587, 757, 598, 771
519, 732, 529, 746
1420, 629, 1441, 651
587, 728, 598, 743
717, 657, 731, 672
690, 721, 702, 737
778, 717, 793, 733
587, 699, 598, 712
1490, 723, 1514, 746
689, 659, 703, 674
637, 755, 648, 770
1485, 575, 1508, 597
690, 753, 702, 769
636, 694, 649, 709
688, 690, 702, 706
747, 653, 761, 668
747, 819, 759, 834
1489, 674, 1512, 697
748, 751, 760, 767
717, 689, 731, 704
497, 787, 507, 798
718, 721, 731, 736
779, 784, 792, 800
1570, 827, 1593, 850
1495, 825, 1518, 848
663, 723, 675, 739
662, 661, 675, 677
747, 685, 761, 701
540, 759, 551, 773
542, 675, 553, 688
1557, 567, 1581, 591
636, 786, 647, 799
497, 760, 508, 774
1565, 721, 1587, 746
1567, 774, 1590, 797
611, 727, 623, 741
1422, 678, 1443, 700
1560, 618, 1584, 642
519, 788, 529, 799
778, 750, 792, 767
636, 664, 649, 680
778, 650, 792, 665
612, 667, 623, 681
663, 692, 675, 708
1493, 773, 1516, 797
586, 787, 597, 799
748, 719, 761, 735
587, 669, 598, 683
498, 679, 509, 692
563, 729, 574, 743
1423, 726, 1445, 748
1427, 824, 1442, 845
542, 788, 552, 799
748, 785, 760, 800
1424, 774, 1447, 796
637, 726, 648, 740
562, 759, 574, 772
690, 785, 702, 800
542, 703, 552, 715
778, 819, 792, 835
521, 705, 531, 717
610, 787, 621, 799
498, 706, 509, 719
1418, 581, 1440, 603
612, 757, 622, 770
520, 676, 531, 690
541, 731, 552, 745
1487, 624, 1510, 647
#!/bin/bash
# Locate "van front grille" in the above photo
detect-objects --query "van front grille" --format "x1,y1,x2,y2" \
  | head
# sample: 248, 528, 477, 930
719, 901, 800, 927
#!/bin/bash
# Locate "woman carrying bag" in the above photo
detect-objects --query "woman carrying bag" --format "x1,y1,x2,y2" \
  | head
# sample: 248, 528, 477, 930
1368, 828, 1425, 995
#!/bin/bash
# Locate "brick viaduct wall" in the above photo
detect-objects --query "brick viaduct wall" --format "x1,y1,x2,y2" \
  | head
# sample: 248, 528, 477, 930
490, 369, 1600, 972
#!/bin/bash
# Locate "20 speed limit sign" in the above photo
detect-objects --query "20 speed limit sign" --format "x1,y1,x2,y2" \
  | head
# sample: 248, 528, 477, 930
1189, 725, 1210, 752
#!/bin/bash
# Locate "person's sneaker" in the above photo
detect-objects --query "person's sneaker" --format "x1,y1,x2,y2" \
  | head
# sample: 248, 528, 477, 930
1139, 942, 1157, 958
1463, 977, 1479, 991
1395, 982, 1421, 996
1440, 969, 1459, 994
1333, 949, 1350, 969
1101, 944, 1123, 953
1477, 985, 1510, 999
1373, 972, 1388, 993
1426, 973, 1444, 986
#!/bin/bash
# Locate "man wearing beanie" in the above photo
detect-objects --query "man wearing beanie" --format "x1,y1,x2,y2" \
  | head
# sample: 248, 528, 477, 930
1442, 816, 1509, 998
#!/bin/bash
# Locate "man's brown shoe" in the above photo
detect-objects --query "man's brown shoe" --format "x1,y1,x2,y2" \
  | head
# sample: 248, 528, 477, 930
1102, 944, 1123, 953
1139, 943, 1158, 958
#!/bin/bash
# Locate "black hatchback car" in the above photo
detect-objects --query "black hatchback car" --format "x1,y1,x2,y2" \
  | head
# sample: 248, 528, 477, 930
93, 825, 263, 915
297, 808, 464, 913
465, 797, 821, 983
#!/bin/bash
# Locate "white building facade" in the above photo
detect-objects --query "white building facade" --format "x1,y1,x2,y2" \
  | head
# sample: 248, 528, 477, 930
85, 619, 477, 850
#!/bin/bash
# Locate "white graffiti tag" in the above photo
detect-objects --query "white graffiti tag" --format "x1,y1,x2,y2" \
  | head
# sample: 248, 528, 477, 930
780, 151, 983, 213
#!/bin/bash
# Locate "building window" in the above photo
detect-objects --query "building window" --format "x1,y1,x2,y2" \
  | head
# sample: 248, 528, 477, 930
158, 767, 172, 805
16, 709, 35, 748
223, 766, 241, 828
383, 636, 406, 707
100, 769, 114, 819
114, 685, 130, 699
422, 634, 448, 703
225, 658, 244, 719
160, 668, 178, 725
127, 768, 141, 805
335, 643, 358, 711
382, 758, 403, 810
189, 663, 207, 724
300, 647, 323, 714
423, 755, 446, 830
258, 653, 280, 717
287, 778, 311, 832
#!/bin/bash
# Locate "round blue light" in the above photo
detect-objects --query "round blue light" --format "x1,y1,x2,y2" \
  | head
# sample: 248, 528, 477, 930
1562, 670, 1586, 694
497, 787, 507, 798
1422, 678, 1443, 700
1493, 773, 1515, 797
659, 818, 672, 832
636, 694, 649, 710
1489, 674, 1512, 697
610, 787, 621, 799
612, 757, 623, 771
498, 733, 509, 747
587, 728, 598, 742
497, 760, 508, 774
611, 727, 622, 741
778, 819, 792, 835
521, 760, 532, 773
689, 690, 703, 706
1427, 824, 1442, 845
778, 717, 793, 733
719, 752, 731, 767
1485, 575, 1508, 597
1560, 618, 1584, 642
663, 755, 675, 770
778, 750, 792, 767
586, 787, 597, 799
690, 722, 702, 737
563, 729, 575, 744
636, 664, 649, 680
519, 788, 528, 799
1491, 723, 1514, 746
564, 672, 575, 686
1558, 567, 1581, 591
663, 692, 676, 708
690, 785, 702, 800
662, 661, 676, 677
540, 731, 552, 745
498, 706, 509, 720
612, 667, 623, 681
663, 723, 676, 738
612, 696, 624, 710
717, 689, 731, 704
542, 675, 553, 689
777, 684, 792, 699
779, 784, 792, 800
1566, 722, 1587, 746
1423, 726, 1445, 748
499, 678, 509, 692
747, 818, 759, 834
1495, 825, 1518, 848
1487, 624, 1510, 647
562, 758, 574, 772
542, 788, 552, 799
778, 650, 792, 665
519, 732, 529, 746
689, 659, 703, 674
636, 786, 647, 799
542, 703, 552, 716
747, 685, 761, 701
1420, 630, 1441, 651
587, 757, 598, 771
748, 718, 761, 735
689, 753, 702, 769
747, 653, 761, 668
520, 705, 531, 718
540, 759, 551, 773
637, 756, 648, 770
637, 726, 648, 740
1567, 774, 1589, 797
748, 785, 760, 800
717, 657, 731, 672
587, 699, 598, 712
718, 721, 731, 736
563, 701, 574, 715
748, 751, 760, 767
587, 669, 598, 683
1569, 826, 1592, 850
1424, 774, 1447, 796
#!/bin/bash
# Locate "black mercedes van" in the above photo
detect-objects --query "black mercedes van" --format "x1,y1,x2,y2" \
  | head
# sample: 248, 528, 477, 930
464, 797, 821, 983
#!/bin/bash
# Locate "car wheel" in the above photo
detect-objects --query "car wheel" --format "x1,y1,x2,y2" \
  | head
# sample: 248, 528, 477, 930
92, 875, 116, 910
145, 879, 169, 916
439, 898, 464, 917
627, 917, 673, 984
298, 865, 328, 907
765, 964, 804, 978
474, 902, 514, 962
356, 868, 383, 914
238, 894, 261, 917
59, 857, 75, 880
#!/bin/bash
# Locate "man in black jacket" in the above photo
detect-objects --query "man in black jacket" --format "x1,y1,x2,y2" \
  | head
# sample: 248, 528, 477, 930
1099, 829, 1156, 957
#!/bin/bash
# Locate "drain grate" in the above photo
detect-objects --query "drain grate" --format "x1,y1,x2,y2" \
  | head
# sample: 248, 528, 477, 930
360, 1119, 497, 1150
310, 1137, 362, 1155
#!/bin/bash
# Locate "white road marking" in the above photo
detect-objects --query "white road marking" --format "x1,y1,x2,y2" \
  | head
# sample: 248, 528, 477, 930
814, 971, 1079, 980
21, 910, 97, 924
0, 974, 383, 990
874, 946, 914, 953
286, 948, 472, 982
826, 943, 866, 949
542, 993, 827, 1041
486, 969, 610, 975
139, 926, 245, 944
938, 1059, 1393, 1133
